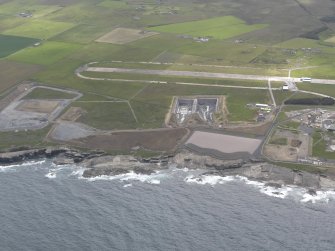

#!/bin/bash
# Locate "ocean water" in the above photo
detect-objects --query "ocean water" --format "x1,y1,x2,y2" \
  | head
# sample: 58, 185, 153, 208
1, 160, 335, 251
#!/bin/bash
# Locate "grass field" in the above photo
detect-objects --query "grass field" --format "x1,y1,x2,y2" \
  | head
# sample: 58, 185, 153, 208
0, 0, 334, 152
297, 83, 335, 98
0, 60, 42, 95
51, 24, 110, 44
0, 34, 39, 58
0, 16, 25, 33
8, 41, 82, 65
97, 0, 128, 9
312, 131, 335, 159
0, 126, 51, 151
24, 88, 77, 100
3, 19, 75, 39
0, 1, 61, 16
76, 102, 138, 130
148, 16, 267, 40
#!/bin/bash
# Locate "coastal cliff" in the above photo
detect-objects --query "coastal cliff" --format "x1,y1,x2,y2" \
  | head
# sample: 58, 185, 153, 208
1, 148, 335, 190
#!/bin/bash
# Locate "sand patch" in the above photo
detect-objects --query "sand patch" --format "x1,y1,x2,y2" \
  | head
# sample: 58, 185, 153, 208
60, 107, 85, 121
95, 28, 158, 44
15, 100, 60, 113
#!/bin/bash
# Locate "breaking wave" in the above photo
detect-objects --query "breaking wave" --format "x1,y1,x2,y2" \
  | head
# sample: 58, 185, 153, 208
80, 170, 168, 185
184, 174, 335, 203
0, 160, 46, 172
2, 159, 335, 204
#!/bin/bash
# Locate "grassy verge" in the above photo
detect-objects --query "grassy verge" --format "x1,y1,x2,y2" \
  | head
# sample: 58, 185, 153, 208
312, 131, 335, 160
271, 161, 325, 174
23, 88, 77, 100
0, 126, 52, 152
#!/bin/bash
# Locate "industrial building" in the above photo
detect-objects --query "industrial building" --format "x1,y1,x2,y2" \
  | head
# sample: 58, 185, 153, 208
173, 97, 219, 125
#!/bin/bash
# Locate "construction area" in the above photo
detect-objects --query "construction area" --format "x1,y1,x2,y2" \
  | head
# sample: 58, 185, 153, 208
263, 107, 335, 166
264, 129, 310, 162
169, 96, 224, 127
0, 84, 81, 132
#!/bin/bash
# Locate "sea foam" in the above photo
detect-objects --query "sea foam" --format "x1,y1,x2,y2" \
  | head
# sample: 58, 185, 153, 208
184, 174, 335, 203
0, 160, 46, 172
81, 170, 167, 185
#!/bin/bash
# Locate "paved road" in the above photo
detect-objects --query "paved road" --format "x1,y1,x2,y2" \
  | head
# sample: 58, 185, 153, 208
77, 71, 279, 90
268, 79, 276, 107
85, 66, 335, 85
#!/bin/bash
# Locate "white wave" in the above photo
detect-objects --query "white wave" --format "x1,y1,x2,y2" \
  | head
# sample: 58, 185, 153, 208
300, 190, 335, 204
82, 171, 166, 185
184, 174, 235, 185
45, 165, 76, 179
0, 160, 46, 172
184, 174, 292, 199
45, 171, 57, 179
123, 184, 132, 188
184, 173, 335, 202
172, 167, 189, 172
69, 168, 85, 177
260, 186, 293, 199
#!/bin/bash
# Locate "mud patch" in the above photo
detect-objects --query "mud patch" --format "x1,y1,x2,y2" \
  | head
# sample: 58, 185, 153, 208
71, 128, 188, 152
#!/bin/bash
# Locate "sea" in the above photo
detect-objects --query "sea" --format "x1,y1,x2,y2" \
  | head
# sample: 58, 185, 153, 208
1, 159, 335, 251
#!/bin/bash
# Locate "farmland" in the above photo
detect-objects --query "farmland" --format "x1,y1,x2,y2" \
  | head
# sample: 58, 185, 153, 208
8, 41, 82, 65
0, 60, 42, 95
0, 34, 39, 58
3, 19, 75, 39
0, 0, 334, 154
148, 16, 267, 40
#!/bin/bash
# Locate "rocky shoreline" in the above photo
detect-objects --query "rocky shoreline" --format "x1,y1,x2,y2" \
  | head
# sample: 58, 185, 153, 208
1, 147, 335, 192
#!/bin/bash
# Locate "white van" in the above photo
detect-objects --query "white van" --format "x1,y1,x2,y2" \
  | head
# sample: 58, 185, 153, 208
300, 77, 312, 82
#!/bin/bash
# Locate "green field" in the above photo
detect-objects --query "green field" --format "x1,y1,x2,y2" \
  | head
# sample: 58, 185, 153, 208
97, 0, 128, 9
76, 102, 138, 130
297, 83, 335, 98
0, 0, 335, 153
0, 60, 42, 95
0, 1, 61, 16
3, 19, 74, 39
8, 41, 82, 65
312, 131, 335, 160
51, 24, 110, 44
23, 88, 77, 100
0, 126, 51, 151
148, 16, 267, 40
0, 16, 25, 33
0, 34, 39, 58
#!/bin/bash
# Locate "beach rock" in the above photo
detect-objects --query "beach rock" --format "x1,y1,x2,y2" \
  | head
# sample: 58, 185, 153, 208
307, 188, 317, 196
82, 155, 163, 178
0, 149, 46, 164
